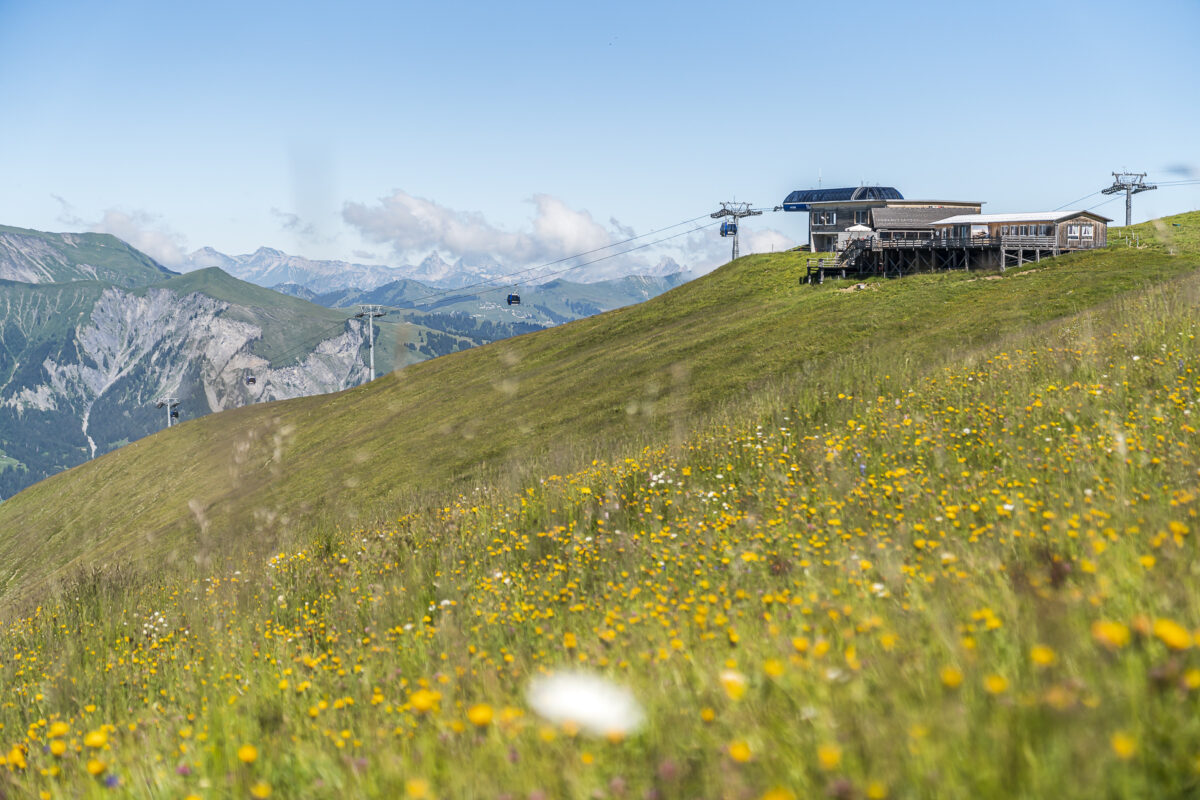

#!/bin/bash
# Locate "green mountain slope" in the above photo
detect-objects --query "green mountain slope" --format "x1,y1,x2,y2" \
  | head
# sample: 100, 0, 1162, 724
0, 225, 174, 287
0, 266, 393, 500
0, 213, 1195, 606
315, 272, 692, 327
0, 226, 633, 501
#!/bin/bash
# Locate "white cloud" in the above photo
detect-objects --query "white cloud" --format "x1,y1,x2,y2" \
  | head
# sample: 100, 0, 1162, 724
527, 194, 612, 257
343, 189, 795, 280
742, 228, 796, 255
343, 189, 528, 261
51, 194, 84, 227
89, 209, 189, 268
343, 190, 626, 266
50, 197, 190, 268
674, 225, 797, 276
271, 207, 316, 237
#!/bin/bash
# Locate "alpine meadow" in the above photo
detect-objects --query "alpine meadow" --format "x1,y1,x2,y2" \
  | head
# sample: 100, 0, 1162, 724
0, 212, 1195, 798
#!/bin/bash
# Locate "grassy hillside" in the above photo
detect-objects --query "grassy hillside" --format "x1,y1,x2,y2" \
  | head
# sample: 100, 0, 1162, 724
0, 214, 1195, 797
0, 213, 1196, 608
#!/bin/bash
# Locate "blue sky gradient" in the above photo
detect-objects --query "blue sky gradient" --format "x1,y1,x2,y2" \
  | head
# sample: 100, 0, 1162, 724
1, 0, 1197, 273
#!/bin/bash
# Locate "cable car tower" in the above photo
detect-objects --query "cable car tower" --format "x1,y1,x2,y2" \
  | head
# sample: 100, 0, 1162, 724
711, 202, 762, 261
354, 304, 387, 381
155, 397, 180, 428
1102, 171, 1157, 227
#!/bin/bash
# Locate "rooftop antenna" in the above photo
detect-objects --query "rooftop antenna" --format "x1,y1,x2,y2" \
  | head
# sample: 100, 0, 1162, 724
353, 305, 387, 381
711, 201, 763, 261
1102, 171, 1157, 226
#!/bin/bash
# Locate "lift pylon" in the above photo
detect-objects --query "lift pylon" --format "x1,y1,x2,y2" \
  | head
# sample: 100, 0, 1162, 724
711, 202, 763, 261
1102, 172, 1157, 227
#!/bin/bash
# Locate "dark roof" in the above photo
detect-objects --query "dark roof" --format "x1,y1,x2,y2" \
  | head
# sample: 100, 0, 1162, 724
782, 186, 903, 211
871, 207, 966, 229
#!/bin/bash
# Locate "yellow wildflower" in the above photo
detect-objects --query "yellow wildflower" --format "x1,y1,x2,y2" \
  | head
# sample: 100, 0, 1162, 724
1111, 732, 1136, 760
467, 704, 493, 727
1153, 618, 1192, 650
1031, 644, 1056, 667
817, 742, 842, 770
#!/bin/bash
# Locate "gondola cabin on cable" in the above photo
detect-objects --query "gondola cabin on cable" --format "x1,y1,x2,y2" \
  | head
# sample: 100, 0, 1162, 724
170, 409, 180, 419
507, 291, 521, 305
245, 375, 257, 385
720, 221, 737, 237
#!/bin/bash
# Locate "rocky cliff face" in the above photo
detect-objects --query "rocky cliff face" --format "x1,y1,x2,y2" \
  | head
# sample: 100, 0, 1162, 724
0, 284, 367, 498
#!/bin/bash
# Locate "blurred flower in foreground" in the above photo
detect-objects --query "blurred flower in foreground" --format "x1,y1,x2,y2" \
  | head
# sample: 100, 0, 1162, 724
526, 671, 645, 737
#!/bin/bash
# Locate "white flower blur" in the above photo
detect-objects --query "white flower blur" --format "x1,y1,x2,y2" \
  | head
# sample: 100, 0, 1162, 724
526, 671, 644, 737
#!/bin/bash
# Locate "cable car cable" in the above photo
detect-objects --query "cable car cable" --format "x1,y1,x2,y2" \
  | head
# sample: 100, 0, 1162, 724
402, 211, 716, 304
401, 218, 722, 310
245, 214, 725, 383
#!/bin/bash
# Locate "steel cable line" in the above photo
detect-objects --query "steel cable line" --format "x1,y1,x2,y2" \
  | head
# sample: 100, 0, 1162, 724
1085, 195, 1124, 211
1053, 189, 1105, 211
253, 214, 724, 370
464, 218, 721, 294
254, 316, 365, 370
1054, 179, 1200, 215
349, 214, 720, 312
397, 211, 716, 306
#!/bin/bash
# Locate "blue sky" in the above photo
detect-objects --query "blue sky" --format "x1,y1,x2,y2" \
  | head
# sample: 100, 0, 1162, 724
1, 0, 1197, 274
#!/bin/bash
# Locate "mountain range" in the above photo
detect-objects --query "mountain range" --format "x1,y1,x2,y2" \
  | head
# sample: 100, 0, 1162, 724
183, 244, 690, 293
0, 225, 694, 499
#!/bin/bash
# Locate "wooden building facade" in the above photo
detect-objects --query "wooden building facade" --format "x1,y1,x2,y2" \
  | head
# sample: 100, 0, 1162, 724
806, 198, 983, 253
784, 185, 1113, 281
839, 210, 1111, 277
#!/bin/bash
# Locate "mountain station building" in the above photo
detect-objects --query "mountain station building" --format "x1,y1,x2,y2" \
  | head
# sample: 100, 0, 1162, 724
782, 186, 1111, 277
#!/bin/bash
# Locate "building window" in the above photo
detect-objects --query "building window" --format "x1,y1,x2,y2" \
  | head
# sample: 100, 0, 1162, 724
1081, 225, 1094, 238
1067, 225, 1080, 239
854, 210, 868, 224
812, 211, 837, 226
1001, 225, 1009, 235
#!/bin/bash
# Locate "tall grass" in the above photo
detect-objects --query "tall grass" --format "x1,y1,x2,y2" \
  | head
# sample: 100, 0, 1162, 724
0, 242, 1197, 796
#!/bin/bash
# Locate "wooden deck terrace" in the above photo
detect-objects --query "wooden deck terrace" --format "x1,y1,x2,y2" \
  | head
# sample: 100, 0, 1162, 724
803, 234, 1094, 283
873, 235, 1061, 251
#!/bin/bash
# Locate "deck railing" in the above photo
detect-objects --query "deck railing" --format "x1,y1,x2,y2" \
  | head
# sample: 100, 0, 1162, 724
999, 235, 1058, 248
868, 235, 1076, 251
872, 237, 1000, 250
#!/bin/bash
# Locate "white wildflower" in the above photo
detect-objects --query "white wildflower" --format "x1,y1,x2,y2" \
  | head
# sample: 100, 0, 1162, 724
526, 671, 644, 737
